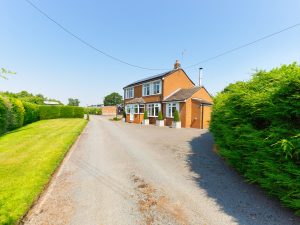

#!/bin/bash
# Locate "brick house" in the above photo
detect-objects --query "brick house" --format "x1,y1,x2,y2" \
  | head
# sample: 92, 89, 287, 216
123, 61, 213, 128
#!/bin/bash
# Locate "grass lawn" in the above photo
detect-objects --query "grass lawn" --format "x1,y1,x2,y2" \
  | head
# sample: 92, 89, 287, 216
0, 119, 87, 225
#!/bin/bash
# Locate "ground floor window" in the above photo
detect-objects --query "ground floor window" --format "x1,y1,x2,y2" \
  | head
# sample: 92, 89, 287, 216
125, 104, 145, 114
146, 103, 161, 117
165, 102, 179, 118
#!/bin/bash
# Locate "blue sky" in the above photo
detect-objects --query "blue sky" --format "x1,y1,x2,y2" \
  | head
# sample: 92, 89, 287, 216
1, 0, 300, 105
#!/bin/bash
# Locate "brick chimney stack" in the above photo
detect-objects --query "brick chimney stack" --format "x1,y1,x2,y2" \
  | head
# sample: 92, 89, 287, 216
174, 60, 181, 70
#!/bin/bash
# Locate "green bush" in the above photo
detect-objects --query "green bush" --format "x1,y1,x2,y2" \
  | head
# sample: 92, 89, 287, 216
210, 63, 300, 215
39, 105, 61, 119
84, 107, 102, 115
23, 102, 40, 124
144, 110, 148, 120
123, 110, 126, 118
60, 106, 74, 118
7, 98, 25, 130
173, 110, 180, 122
73, 107, 84, 118
0, 96, 9, 135
157, 111, 163, 120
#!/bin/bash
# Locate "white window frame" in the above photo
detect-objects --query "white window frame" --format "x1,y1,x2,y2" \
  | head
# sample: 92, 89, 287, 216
125, 104, 145, 114
143, 83, 151, 96
125, 87, 134, 99
165, 102, 179, 118
146, 103, 161, 117
142, 80, 162, 96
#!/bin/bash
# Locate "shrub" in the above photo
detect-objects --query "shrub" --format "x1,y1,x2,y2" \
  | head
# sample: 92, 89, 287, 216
210, 63, 300, 215
144, 110, 148, 120
157, 111, 163, 120
0, 96, 9, 134
23, 102, 40, 124
84, 107, 102, 115
173, 110, 180, 122
39, 105, 60, 119
123, 110, 126, 118
73, 107, 84, 118
60, 106, 74, 118
7, 98, 25, 130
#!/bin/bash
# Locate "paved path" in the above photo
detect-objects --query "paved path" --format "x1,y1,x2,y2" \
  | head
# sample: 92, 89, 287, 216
23, 116, 300, 225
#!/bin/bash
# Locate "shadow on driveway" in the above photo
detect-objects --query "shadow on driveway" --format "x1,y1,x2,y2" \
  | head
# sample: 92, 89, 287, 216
188, 132, 300, 225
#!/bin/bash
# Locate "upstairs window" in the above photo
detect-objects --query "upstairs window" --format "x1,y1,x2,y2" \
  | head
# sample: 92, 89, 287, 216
142, 80, 161, 96
125, 87, 134, 99
143, 83, 151, 96
153, 81, 161, 94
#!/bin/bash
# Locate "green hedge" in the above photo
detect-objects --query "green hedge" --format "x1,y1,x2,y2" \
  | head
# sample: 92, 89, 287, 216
210, 63, 300, 214
60, 106, 74, 118
39, 105, 84, 120
73, 107, 84, 118
23, 102, 40, 125
7, 98, 25, 131
0, 97, 85, 135
0, 96, 9, 135
84, 107, 102, 115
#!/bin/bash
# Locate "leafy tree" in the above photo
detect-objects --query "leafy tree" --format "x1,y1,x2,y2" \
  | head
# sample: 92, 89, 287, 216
0, 68, 16, 80
68, 98, 80, 106
103, 92, 122, 106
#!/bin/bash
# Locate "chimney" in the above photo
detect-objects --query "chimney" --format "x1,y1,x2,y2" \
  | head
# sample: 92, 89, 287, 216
199, 67, 203, 86
174, 60, 181, 70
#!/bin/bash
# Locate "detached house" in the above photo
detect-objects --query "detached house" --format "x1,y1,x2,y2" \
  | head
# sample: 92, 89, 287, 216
123, 61, 213, 129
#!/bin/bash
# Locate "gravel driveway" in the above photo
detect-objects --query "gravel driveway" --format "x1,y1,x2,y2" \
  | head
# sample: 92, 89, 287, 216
23, 115, 300, 225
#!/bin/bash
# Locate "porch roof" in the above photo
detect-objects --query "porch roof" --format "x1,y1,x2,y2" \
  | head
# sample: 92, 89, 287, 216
192, 98, 213, 105
163, 86, 201, 102
126, 97, 145, 104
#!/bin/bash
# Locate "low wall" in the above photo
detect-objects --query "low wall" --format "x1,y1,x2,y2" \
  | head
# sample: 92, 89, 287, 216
101, 106, 117, 116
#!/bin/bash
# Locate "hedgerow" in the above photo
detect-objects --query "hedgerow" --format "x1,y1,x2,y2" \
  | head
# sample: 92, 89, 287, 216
0, 97, 85, 135
23, 102, 40, 124
84, 107, 102, 115
210, 63, 300, 214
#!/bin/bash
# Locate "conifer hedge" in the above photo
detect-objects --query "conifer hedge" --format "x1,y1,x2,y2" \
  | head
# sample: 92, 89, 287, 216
210, 63, 300, 214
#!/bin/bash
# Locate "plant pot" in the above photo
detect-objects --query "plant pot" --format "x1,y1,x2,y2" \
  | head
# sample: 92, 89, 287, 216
122, 118, 126, 122
142, 119, 149, 125
156, 120, 164, 127
172, 121, 181, 129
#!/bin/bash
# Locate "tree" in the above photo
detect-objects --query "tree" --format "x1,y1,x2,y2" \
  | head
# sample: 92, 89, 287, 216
0, 68, 16, 79
68, 98, 80, 106
103, 92, 122, 106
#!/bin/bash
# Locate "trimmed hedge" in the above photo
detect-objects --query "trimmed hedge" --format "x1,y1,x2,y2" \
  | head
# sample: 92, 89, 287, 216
0, 96, 9, 135
210, 63, 300, 215
23, 102, 40, 124
0, 97, 85, 135
39, 105, 84, 120
7, 98, 25, 131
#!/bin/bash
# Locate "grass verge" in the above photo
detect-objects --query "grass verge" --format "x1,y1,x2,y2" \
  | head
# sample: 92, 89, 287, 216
0, 118, 87, 224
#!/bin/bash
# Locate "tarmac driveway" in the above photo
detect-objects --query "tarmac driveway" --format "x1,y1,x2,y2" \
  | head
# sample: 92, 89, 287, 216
23, 115, 300, 225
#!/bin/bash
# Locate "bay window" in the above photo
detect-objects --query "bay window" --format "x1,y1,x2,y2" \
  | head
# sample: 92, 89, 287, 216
125, 104, 145, 114
166, 102, 179, 118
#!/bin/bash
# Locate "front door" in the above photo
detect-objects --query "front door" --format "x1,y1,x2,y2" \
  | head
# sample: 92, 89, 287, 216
129, 105, 134, 121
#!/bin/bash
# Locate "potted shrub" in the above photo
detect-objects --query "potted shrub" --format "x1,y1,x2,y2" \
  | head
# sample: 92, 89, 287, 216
122, 110, 126, 122
172, 110, 181, 129
142, 110, 149, 125
156, 111, 164, 127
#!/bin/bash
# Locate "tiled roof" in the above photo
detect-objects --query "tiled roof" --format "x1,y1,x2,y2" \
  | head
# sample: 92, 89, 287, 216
124, 70, 176, 88
163, 86, 202, 102
126, 97, 145, 104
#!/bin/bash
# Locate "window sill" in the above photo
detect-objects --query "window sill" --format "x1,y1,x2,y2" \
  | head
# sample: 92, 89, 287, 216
142, 93, 161, 97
